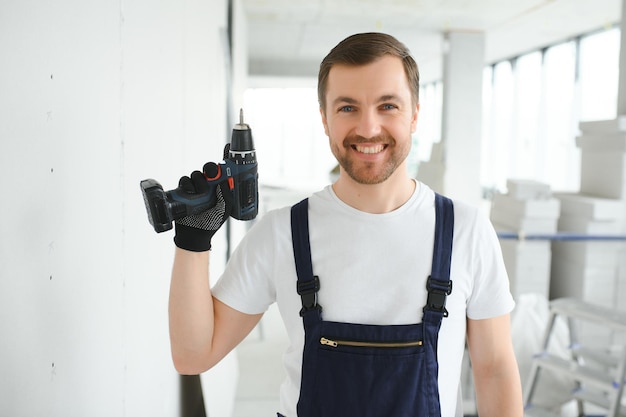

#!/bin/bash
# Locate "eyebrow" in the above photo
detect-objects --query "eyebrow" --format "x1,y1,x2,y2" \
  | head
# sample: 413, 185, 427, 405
331, 96, 358, 107
378, 94, 403, 103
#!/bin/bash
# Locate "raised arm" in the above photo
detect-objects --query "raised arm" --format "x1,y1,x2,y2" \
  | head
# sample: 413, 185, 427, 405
467, 313, 523, 417
167, 167, 262, 375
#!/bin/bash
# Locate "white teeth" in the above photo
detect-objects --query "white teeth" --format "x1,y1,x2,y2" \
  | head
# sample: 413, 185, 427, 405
355, 144, 384, 154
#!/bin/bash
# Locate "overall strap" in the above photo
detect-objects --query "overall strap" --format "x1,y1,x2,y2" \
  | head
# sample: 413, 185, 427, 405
290, 199, 321, 316
424, 193, 454, 318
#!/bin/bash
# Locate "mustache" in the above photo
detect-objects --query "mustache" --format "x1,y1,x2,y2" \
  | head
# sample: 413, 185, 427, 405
343, 133, 395, 145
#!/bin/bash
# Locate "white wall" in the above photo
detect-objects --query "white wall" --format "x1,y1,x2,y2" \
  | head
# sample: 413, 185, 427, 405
0, 0, 243, 415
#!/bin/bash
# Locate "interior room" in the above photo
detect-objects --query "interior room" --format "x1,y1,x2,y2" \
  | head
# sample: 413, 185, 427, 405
1, 0, 626, 416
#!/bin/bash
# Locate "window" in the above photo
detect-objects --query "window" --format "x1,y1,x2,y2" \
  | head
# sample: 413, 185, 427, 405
541, 41, 580, 191
579, 28, 619, 121
480, 27, 618, 194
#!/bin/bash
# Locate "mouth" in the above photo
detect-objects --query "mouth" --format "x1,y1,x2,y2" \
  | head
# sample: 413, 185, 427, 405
352, 144, 387, 154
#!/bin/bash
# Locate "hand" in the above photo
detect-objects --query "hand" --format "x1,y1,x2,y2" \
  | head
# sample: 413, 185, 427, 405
173, 162, 233, 251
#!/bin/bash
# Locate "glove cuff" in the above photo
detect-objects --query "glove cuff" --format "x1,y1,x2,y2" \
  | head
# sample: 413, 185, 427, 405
174, 224, 213, 252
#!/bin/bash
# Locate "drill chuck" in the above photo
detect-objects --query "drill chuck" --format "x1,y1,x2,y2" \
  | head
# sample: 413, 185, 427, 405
231, 109, 254, 152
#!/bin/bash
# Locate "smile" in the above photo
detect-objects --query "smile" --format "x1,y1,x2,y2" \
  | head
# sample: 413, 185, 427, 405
353, 144, 386, 154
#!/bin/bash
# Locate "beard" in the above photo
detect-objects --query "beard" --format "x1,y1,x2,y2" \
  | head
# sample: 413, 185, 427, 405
330, 132, 411, 185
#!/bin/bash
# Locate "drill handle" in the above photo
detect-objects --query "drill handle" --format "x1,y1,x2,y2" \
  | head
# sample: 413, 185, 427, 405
140, 178, 217, 233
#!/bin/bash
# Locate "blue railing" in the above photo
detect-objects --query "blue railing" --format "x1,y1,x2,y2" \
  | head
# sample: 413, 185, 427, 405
497, 232, 626, 241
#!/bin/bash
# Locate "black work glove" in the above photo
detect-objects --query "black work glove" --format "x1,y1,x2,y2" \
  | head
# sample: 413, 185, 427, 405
173, 162, 234, 251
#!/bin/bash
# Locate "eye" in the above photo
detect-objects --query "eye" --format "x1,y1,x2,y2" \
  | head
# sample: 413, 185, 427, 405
339, 105, 354, 113
381, 103, 398, 110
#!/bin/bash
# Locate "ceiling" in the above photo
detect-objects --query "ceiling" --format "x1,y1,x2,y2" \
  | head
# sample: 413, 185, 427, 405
241, 0, 622, 82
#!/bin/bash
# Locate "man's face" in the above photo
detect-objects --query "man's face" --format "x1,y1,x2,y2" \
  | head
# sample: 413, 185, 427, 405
320, 55, 419, 185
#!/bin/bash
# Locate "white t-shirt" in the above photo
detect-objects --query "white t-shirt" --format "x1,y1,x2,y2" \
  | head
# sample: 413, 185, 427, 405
213, 181, 515, 417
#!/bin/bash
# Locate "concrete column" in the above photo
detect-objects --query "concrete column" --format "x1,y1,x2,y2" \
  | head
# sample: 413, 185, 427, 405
617, 0, 626, 115
440, 31, 485, 206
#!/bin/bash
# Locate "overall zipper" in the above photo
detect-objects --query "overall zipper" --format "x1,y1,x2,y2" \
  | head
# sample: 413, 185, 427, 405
320, 337, 423, 348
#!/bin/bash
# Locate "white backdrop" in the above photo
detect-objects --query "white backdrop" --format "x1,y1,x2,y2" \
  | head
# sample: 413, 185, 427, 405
0, 0, 247, 415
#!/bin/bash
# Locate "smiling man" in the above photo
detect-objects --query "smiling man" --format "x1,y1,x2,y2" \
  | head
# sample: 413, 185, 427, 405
167, 32, 523, 417
322, 52, 418, 213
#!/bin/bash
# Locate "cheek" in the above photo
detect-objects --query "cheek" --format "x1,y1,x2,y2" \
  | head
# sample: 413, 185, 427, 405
324, 118, 343, 140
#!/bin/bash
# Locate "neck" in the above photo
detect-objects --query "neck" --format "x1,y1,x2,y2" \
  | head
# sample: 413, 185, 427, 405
332, 170, 416, 214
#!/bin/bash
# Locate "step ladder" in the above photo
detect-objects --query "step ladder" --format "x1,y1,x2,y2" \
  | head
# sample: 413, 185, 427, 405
524, 298, 626, 417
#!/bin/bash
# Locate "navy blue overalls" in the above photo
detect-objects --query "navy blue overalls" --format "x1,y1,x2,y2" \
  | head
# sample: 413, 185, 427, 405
281, 193, 454, 417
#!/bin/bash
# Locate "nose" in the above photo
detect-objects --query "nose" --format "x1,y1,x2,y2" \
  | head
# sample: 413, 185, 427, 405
354, 109, 383, 139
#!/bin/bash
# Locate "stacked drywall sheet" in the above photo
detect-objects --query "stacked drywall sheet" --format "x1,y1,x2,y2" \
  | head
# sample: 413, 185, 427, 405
491, 180, 560, 300
576, 117, 626, 200
550, 118, 626, 346
550, 193, 624, 304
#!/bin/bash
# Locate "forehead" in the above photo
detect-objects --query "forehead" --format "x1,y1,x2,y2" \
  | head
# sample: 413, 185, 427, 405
325, 55, 411, 103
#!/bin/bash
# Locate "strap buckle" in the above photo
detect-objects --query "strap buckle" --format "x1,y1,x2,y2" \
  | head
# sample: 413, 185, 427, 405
425, 276, 453, 317
297, 276, 321, 316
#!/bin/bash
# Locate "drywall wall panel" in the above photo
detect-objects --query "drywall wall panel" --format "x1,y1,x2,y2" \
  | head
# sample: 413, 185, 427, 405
0, 1, 126, 415
0, 0, 235, 415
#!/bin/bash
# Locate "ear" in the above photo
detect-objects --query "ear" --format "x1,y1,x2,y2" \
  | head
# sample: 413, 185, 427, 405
320, 107, 329, 136
410, 103, 420, 133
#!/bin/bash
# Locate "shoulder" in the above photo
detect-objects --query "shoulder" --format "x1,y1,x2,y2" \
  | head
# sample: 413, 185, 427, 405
246, 205, 291, 238
446, 197, 495, 241
448, 197, 480, 222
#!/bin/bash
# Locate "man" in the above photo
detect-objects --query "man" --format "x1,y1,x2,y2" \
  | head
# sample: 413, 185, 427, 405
168, 32, 523, 416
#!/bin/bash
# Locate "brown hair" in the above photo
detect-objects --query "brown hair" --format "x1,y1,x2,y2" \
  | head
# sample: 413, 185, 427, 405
318, 32, 420, 111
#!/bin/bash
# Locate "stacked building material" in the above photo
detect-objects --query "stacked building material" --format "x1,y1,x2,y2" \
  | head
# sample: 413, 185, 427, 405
491, 180, 560, 300
576, 117, 626, 201
550, 194, 623, 304
550, 118, 626, 346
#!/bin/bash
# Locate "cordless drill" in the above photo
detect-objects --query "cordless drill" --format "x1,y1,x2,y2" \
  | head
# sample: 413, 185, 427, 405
140, 109, 258, 233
